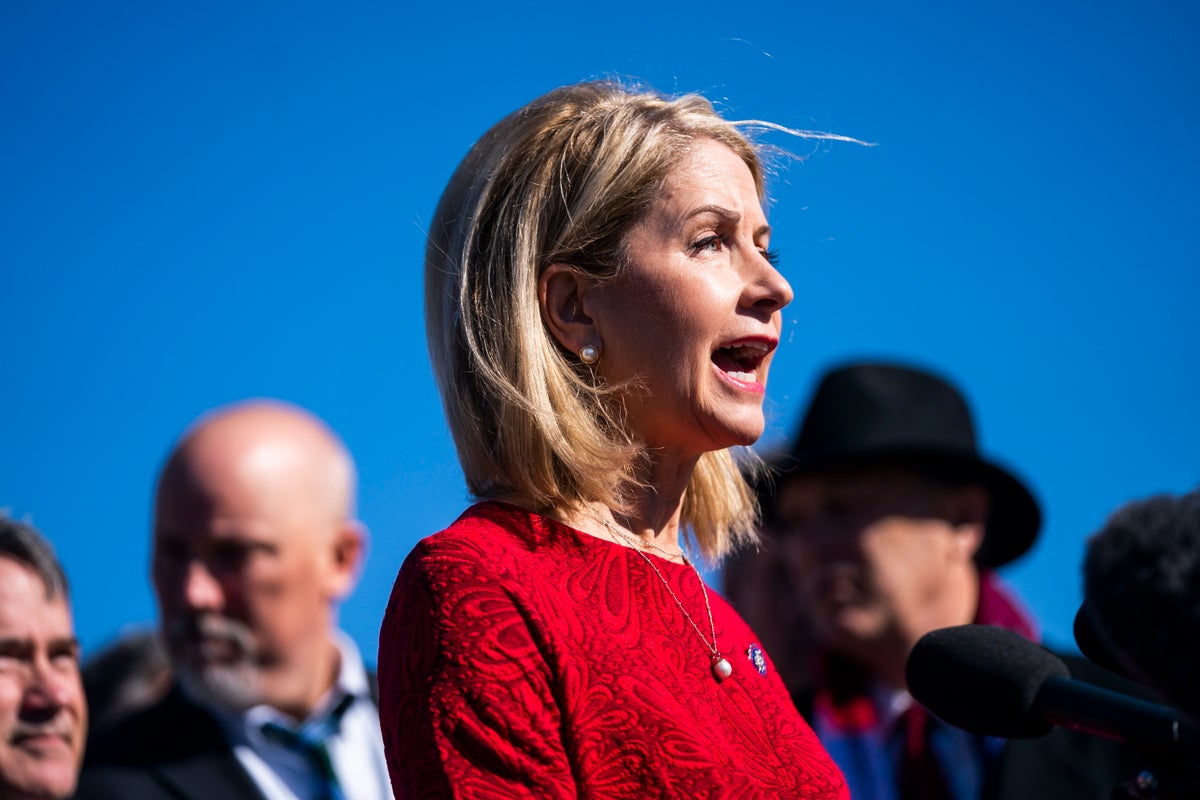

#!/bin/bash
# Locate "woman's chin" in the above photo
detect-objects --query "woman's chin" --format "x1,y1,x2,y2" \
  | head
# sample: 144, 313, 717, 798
728, 405, 768, 442
701, 413, 766, 452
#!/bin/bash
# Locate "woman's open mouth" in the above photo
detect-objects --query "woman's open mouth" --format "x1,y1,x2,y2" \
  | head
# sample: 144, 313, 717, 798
712, 340, 771, 384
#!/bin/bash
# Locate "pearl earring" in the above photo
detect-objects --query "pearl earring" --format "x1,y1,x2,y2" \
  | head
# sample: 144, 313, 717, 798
579, 344, 600, 365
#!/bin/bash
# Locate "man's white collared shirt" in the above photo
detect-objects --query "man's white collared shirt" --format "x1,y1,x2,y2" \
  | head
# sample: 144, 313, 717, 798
212, 633, 393, 800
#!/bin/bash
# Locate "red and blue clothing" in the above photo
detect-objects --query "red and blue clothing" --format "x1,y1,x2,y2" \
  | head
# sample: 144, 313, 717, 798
808, 573, 1037, 800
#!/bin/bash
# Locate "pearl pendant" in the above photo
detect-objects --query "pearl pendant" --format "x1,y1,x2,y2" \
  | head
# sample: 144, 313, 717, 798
712, 656, 733, 681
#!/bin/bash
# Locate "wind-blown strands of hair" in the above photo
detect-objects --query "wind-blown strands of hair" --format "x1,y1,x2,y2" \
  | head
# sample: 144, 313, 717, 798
733, 119, 877, 147
734, 120, 876, 198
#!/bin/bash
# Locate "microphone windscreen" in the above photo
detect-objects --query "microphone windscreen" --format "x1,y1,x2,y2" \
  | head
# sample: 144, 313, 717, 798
906, 624, 1069, 738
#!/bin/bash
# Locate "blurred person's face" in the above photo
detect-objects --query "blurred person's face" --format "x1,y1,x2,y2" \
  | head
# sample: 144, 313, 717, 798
584, 139, 792, 459
773, 468, 983, 659
0, 558, 85, 800
151, 450, 355, 713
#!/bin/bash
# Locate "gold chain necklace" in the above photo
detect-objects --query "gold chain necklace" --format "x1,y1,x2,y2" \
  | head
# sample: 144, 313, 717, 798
587, 512, 733, 682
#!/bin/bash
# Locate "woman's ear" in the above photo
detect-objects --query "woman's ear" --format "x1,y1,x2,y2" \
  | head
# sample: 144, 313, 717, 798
539, 263, 598, 355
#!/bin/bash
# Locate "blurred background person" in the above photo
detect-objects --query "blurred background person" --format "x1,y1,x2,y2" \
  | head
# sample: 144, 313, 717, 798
379, 80, 849, 798
735, 361, 1134, 800
0, 516, 86, 800
1077, 486, 1200, 723
722, 524, 819, 700
78, 400, 392, 800
80, 627, 171, 731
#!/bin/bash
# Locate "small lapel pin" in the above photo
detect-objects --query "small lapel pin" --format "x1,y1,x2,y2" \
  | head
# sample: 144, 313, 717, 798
746, 643, 768, 676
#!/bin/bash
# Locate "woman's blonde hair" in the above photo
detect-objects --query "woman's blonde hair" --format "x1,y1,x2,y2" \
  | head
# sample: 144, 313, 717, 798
426, 80, 771, 562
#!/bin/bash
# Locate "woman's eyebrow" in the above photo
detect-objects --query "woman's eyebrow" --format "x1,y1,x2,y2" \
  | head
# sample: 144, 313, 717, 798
684, 204, 771, 238
685, 204, 740, 223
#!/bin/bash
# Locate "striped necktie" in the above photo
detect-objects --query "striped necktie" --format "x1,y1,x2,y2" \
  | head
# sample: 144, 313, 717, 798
260, 693, 356, 800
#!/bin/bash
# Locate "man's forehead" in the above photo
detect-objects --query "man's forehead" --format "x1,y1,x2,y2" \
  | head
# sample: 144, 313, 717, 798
773, 466, 955, 521
156, 468, 293, 528
776, 470, 868, 506
155, 457, 325, 535
781, 465, 944, 495
0, 565, 75, 636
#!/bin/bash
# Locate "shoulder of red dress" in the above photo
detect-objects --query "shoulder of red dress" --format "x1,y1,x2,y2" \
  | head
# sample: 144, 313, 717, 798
408, 500, 593, 565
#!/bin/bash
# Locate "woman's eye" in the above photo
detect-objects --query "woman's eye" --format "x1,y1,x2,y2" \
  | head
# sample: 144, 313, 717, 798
761, 248, 781, 267
692, 235, 724, 253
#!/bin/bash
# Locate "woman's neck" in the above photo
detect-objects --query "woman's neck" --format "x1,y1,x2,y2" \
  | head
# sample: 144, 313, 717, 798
498, 450, 700, 558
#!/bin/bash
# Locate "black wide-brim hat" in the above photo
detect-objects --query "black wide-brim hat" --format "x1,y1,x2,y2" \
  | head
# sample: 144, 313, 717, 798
762, 361, 1041, 568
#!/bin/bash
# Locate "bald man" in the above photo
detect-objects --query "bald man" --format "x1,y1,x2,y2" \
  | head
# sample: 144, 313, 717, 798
78, 401, 394, 800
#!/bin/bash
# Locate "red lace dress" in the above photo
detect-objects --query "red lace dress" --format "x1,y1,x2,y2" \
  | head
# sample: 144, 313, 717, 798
378, 501, 848, 799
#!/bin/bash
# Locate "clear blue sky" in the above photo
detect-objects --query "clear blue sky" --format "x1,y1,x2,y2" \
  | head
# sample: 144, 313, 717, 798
2, 1, 1197, 662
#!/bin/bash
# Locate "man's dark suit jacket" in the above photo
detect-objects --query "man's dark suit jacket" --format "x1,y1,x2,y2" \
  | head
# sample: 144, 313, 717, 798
76, 679, 381, 800
76, 685, 266, 799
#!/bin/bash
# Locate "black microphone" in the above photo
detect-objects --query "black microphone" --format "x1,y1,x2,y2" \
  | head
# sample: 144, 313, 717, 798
1079, 488, 1200, 721
906, 624, 1200, 755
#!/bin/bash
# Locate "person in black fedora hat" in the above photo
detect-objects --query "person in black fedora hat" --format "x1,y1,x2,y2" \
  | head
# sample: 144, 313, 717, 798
727, 360, 1140, 800
760, 361, 1041, 569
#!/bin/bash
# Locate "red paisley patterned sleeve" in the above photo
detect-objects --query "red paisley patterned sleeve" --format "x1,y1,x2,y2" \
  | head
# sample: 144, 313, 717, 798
378, 536, 577, 799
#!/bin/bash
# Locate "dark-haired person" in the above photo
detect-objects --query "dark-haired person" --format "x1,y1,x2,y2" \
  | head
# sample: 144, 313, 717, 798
78, 401, 392, 800
1078, 486, 1200, 724
736, 361, 1136, 800
378, 80, 849, 798
0, 516, 86, 800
